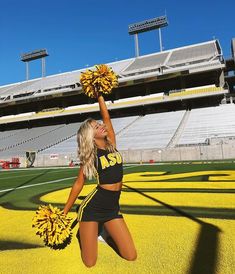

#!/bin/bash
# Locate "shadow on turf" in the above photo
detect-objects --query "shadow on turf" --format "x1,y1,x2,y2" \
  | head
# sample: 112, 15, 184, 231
187, 223, 221, 274
123, 183, 222, 274
0, 169, 50, 199
0, 240, 44, 251
0, 180, 224, 273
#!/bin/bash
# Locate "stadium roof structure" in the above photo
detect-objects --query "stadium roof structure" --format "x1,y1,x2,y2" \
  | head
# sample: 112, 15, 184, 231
0, 39, 229, 119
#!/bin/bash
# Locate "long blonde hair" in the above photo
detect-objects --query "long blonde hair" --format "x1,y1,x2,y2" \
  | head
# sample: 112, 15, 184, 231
77, 118, 115, 179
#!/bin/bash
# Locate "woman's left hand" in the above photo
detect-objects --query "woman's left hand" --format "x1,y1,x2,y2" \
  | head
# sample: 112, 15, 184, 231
95, 90, 102, 99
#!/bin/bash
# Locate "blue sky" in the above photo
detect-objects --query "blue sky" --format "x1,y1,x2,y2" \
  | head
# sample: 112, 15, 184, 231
0, 0, 234, 86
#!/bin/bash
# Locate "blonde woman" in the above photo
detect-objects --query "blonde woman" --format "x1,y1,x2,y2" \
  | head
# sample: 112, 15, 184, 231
63, 93, 137, 268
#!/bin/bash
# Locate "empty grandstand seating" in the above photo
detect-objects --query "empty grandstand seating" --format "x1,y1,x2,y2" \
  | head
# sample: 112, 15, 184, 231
0, 128, 26, 141
178, 104, 235, 145
116, 111, 185, 149
0, 79, 40, 98
0, 40, 224, 104
0, 125, 63, 152
0, 123, 82, 157
123, 52, 169, 74
121, 40, 222, 76
0, 116, 140, 157
167, 41, 218, 67
1, 104, 235, 159
0, 59, 134, 101
41, 116, 139, 154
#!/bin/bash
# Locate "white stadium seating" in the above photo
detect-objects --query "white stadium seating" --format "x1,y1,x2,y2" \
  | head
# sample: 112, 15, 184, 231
121, 40, 222, 76
0, 38, 232, 163
116, 111, 185, 149
1, 104, 235, 158
0, 40, 224, 103
42, 116, 139, 155
178, 104, 235, 145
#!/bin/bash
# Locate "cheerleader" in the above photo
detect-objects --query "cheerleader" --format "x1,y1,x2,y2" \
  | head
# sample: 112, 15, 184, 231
63, 92, 137, 267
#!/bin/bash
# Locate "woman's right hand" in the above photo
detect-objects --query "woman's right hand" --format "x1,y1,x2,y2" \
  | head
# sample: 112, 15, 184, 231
63, 209, 68, 215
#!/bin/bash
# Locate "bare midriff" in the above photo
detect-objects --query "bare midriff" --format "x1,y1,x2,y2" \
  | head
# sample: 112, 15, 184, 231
99, 181, 122, 191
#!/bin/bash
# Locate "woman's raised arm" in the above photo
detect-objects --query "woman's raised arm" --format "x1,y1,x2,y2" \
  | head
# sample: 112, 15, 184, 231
97, 93, 116, 147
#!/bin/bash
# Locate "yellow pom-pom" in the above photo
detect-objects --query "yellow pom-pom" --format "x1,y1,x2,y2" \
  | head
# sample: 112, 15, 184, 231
80, 64, 118, 98
32, 204, 72, 250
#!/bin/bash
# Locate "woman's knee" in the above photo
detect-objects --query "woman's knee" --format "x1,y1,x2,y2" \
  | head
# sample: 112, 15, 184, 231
123, 250, 137, 261
81, 254, 97, 268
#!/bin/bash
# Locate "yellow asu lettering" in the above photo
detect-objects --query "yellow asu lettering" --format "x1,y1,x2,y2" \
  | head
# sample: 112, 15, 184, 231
107, 153, 117, 166
99, 152, 122, 169
100, 155, 110, 169
116, 152, 122, 164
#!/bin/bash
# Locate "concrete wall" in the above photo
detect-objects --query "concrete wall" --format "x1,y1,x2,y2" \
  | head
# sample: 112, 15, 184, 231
4, 143, 234, 168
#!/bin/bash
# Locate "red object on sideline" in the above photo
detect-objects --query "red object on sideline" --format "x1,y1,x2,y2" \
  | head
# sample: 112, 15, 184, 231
69, 161, 75, 167
0, 158, 20, 169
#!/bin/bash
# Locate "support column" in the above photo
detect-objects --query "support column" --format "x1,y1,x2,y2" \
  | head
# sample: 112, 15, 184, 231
42, 57, 46, 78
26, 62, 29, 81
134, 33, 140, 57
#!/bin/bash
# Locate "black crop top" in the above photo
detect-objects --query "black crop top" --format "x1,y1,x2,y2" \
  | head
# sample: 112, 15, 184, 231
94, 147, 123, 184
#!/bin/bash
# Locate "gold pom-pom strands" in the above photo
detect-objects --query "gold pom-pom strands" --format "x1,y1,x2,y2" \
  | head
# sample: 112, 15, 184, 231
32, 204, 72, 250
80, 64, 118, 98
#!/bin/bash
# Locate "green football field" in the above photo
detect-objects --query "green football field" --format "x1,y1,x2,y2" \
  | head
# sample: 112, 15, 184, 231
0, 162, 235, 274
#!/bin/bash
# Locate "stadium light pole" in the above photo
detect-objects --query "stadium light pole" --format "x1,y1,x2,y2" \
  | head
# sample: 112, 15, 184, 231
21, 49, 49, 80
128, 16, 168, 57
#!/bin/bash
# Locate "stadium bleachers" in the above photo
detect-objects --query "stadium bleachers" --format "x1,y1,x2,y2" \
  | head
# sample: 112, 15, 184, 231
0, 128, 26, 141
0, 111, 185, 156
0, 59, 134, 101
178, 104, 235, 145
123, 52, 169, 73
167, 41, 218, 67
0, 125, 62, 152
1, 103, 235, 158
0, 79, 40, 98
116, 111, 186, 149
41, 116, 139, 154
0, 38, 233, 164
0, 123, 80, 157
0, 40, 224, 104
121, 40, 222, 76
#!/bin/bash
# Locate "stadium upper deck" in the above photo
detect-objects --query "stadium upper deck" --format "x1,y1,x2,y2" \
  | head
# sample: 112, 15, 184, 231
0, 40, 228, 117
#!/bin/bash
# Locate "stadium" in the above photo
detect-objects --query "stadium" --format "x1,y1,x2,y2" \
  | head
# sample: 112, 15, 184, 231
1, 39, 235, 167
1, 14, 235, 274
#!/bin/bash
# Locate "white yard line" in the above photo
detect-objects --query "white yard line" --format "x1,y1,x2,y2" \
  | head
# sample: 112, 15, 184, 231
0, 166, 75, 173
0, 166, 139, 193
0, 177, 76, 193
0, 168, 75, 180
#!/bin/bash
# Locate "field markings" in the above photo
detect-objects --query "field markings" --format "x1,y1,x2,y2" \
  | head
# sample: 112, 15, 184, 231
0, 177, 77, 193
0, 165, 139, 193
0, 168, 75, 180
0, 166, 75, 173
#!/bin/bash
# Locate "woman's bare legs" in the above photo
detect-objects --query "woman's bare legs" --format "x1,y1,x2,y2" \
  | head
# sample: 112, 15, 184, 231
103, 218, 137, 261
78, 221, 98, 268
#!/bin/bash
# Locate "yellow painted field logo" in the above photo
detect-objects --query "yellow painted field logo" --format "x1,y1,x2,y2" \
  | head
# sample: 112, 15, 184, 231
123, 170, 235, 182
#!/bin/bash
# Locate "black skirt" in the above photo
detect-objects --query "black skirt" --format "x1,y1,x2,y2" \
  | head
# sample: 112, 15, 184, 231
77, 184, 123, 222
